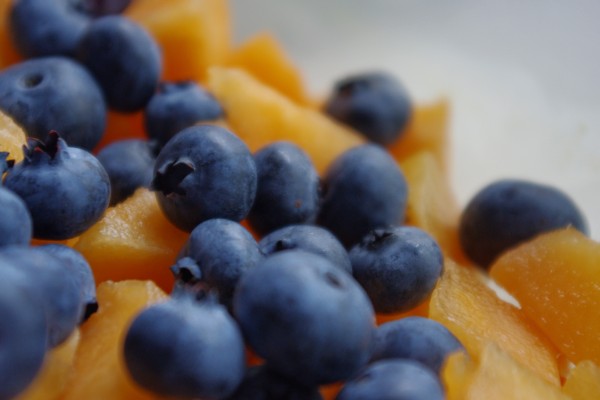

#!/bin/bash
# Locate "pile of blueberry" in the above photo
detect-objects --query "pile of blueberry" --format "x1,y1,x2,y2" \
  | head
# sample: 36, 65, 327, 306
0, 1, 590, 399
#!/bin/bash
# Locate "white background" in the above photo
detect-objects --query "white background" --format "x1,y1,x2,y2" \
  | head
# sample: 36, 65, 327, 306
230, 0, 600, 239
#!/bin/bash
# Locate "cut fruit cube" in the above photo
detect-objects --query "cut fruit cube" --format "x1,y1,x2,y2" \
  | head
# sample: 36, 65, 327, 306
0, 0, 22, 68
0, 110, 28, 164
562, 360, 600, 400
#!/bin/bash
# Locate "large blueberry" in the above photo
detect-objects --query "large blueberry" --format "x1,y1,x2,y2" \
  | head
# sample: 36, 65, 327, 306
144, 81, 224, 148
325, 72, 412, 146
4, 133, 111, 240
124, 295, 246, 399
77, 15, 161, 112
0, 153, 32, 247
96, 139, 156, 205
459, 179, 589, 268
152, 125, 257, 232
317, 144, 408, 248
248, 141, 320, 236
234, 250, 375, 387
350, 226, 443, 313
0, 56, 106, 150
259, 224, 352, 274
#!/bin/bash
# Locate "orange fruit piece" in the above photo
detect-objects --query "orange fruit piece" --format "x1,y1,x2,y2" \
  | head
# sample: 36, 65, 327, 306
207, 66, 365, 174
563, 360, 600, 399
490, 227, 600, 365
74, 188, 189, 292
61, 280, 167, 400
0, 0, 23, 69
0, 109, 27, 163
125, 0, 231, 83
16, 330, 80, 400
226, 32, 312, 106
94, 110, 146, 153
429, 259, 561, 385
443, 343, 569, 400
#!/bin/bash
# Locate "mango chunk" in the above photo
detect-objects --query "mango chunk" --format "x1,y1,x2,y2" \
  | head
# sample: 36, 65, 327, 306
61, 280, 167, 400
0, 110, 27, 164
125, 0, 231, 83
74, 189, 189, 292
0, 0, 22, 68
207, 67, 365, 174
490, 228, 600, 365
563, 360, 600, 400
430, 259, 561, 385
443, 343, 569, 400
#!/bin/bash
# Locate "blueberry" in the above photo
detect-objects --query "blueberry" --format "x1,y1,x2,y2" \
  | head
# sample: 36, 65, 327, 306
124, 295, 246, 399
225, 365, 323, 400
144, 81, 224, 148
76, 0, 133, 16
4, 133, 111, 240
0, 274, 47, 400
38, 244, 98, 322
152, 125, 257, 232
0, 245, 84, 347
349, 226, 443, 314
259, 225, 352, 274
335, 360, 445, 400
0, 56, 106, 150
96, 139, 156, 205
77, 15, 161, 112
459, 179, 589, 268
317, 144, 408, 248
0, 154, 32, 247
371, 317, 464, 375
9, 0, 92, 58
177, 218, 263, 308
325, 72, 412, 146
247, 142, 320, 236
233, 250, 375, 386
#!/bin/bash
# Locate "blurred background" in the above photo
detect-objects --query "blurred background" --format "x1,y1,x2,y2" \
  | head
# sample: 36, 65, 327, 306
231, 0, 600, 238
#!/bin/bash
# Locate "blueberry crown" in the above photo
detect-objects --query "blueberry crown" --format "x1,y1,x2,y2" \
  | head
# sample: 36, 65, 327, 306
23, 131, 67, 165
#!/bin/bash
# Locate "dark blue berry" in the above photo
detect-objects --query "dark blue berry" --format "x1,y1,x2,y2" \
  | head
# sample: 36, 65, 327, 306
76, 0, 133, 16
349, 226, 443, 313
152, 125, 257, 232
38, 244, 98, 322
124, 295, 246, 399
371, 317, 464, 374
144, 81, 224, 148
325, 72, 412, 146
259, 224, 352, 274
96, 139, 155, 205
233, 250, 375, 386
317, 144, 408, 248
248, 142, 320, 236
177, 218, 263, 308
0, 154, 32, 247
77, 15, 161, 112
4, 133, 111, 240
459, 179, 589, 268
225, 365, 323, 400
335, 360, 444, 400
0, 56, 107, 150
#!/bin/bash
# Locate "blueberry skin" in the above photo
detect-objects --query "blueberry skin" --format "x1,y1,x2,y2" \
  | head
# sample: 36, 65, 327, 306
9, 0, 91, 58
124, 296, 246, 399
350, 226, 443, 314
225, 365, 323, 400
78, 15, 161, 112
0, 273, 47, 400
317, 144, 408, 248
259, 225, 352, 274
152, 125, 257, 232
335, 360, 444, 400
234, 250, 375, 387
177, 218, 263, 308
459, 179, 589, 268
0, 246, 84, 348
144, 81, 224, 148
0, 186, 32, 247
96, 139, 156, 205
0, 56, 107, 150
371, 317, 464, 375
248, 142, 320, 237
325, 72, 412, 146
38, 244, 98, 322
4, 135, 111, 240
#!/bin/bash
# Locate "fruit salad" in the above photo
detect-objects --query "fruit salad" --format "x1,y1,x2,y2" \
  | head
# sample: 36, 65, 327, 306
0, 1, 598, 399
